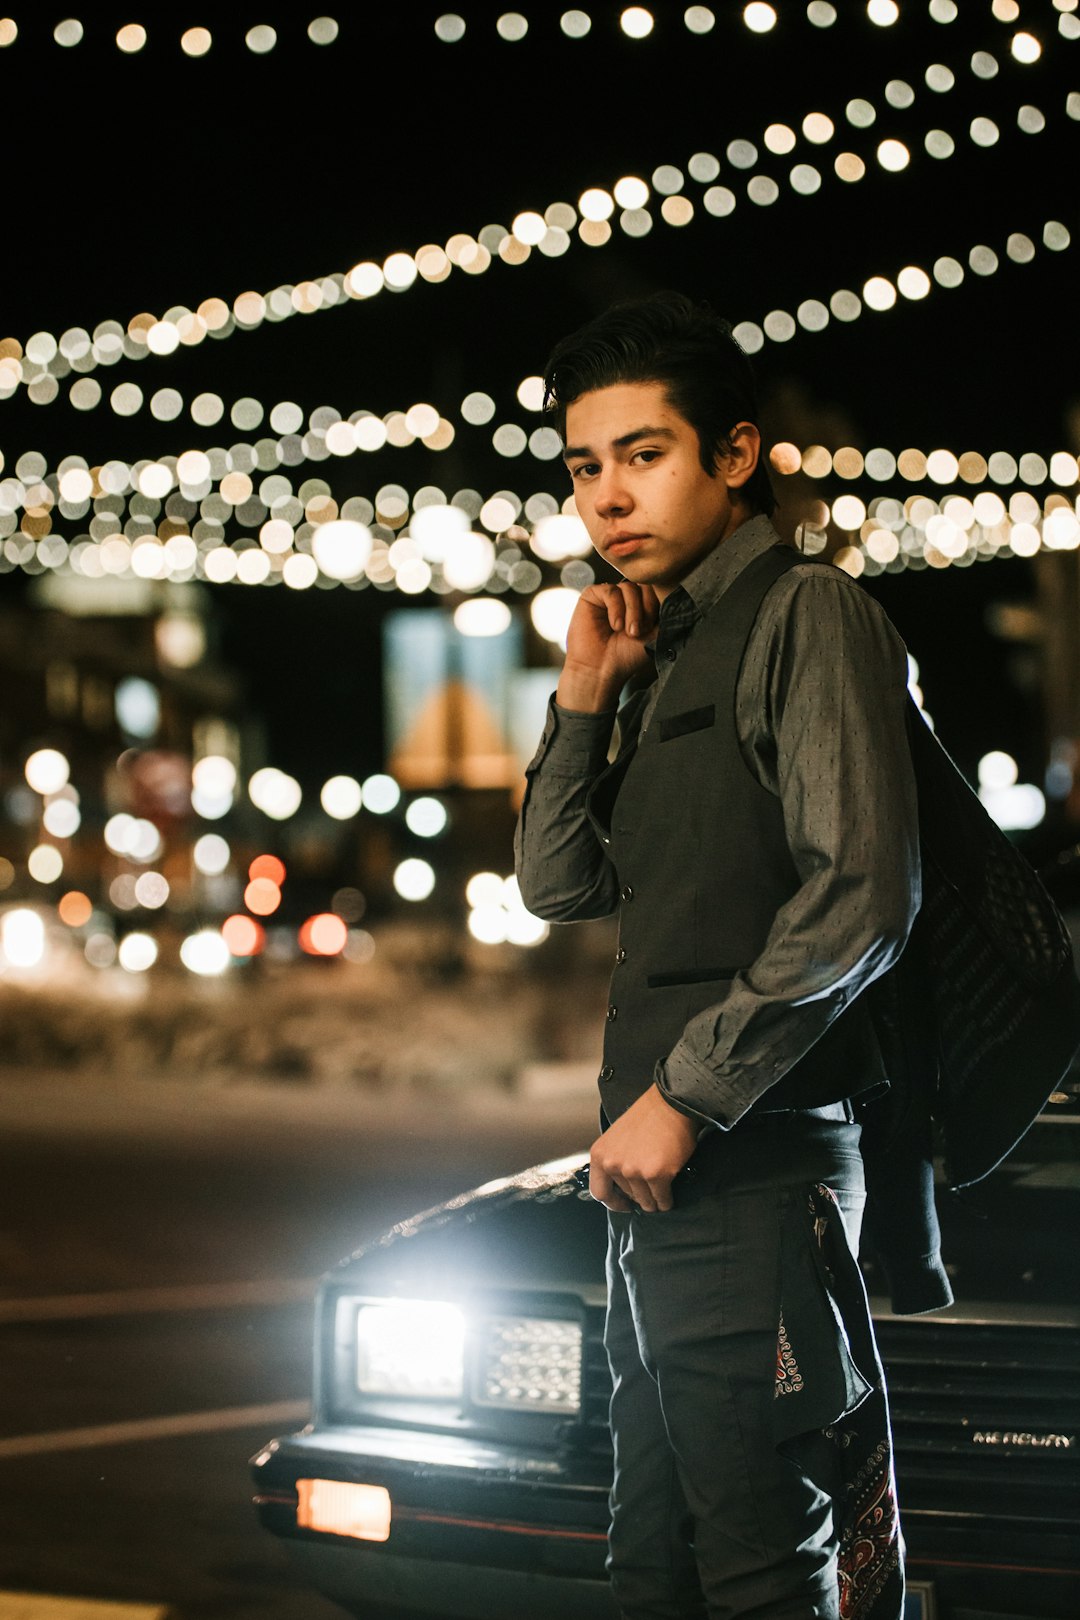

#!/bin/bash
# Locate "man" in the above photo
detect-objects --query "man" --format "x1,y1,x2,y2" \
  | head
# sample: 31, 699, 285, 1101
515, 291, 921, 1618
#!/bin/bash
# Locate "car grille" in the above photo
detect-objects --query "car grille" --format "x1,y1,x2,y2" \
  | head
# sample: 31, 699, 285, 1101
877, 1317, 1080, 1528
574, 1304, 1080, 1531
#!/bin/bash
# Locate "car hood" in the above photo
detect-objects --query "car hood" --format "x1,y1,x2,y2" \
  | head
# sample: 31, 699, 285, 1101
325, 1152, 608, 1298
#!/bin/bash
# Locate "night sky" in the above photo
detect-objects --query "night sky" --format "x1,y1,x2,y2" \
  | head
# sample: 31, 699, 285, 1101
1, 2, 1077, 788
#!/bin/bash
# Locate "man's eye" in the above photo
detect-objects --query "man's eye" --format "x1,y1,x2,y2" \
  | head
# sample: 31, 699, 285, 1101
634, 450, 661, 464
571, 464, 598, 479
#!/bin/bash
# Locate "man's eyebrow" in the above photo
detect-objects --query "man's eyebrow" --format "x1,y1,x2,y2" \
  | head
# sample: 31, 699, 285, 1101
562, 425, 677, 462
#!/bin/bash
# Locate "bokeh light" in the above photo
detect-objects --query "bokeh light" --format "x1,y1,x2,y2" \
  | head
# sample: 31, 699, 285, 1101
743, 3, 777, 30
442, 532, 495, 591
245, 877, 282, 916
85, 934, 117, 969
531, 513, 592, 561
223, 914, 264, 957
469, 906, 510, 944
466, 872, 505, 909
1011, 31, 1041, 63
321, 775, 363, 819
313, 519, 373, 581
193, 834, 230, 876
877, 139, 910, 171
250, 854, 287, 885
454, 598, 512, 636
393, 859, 436, 901
58, 891, 93, 927
193, 756, 237, 799
362, 774, 401, 814
299, 913, 348, 956
118, 932, 158, 973
2, 909, 45, 967
181, 26, 212, 55
25, 749, 70, 796
620, 7, 654, 37
245, 24, 277, 54
405, 797, 448, 838
180, 930, 230, 975
43, 799, 80, 839
249, 767, 302, 820
28, 846, 63, 884
530, 587, 580, 647
134, 873, 169, 910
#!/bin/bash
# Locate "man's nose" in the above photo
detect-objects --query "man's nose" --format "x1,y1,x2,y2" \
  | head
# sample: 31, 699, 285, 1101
595, 470, 631, 516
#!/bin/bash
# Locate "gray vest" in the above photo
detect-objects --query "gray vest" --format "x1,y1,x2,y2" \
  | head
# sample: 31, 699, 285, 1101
586, 544, 887, 1123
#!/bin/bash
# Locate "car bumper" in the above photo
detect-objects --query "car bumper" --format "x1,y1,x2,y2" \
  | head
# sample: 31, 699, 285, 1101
251, 1425, 618, 1619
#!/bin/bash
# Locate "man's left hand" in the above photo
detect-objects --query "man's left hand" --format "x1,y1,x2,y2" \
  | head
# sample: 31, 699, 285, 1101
589, 1086, 701, 1213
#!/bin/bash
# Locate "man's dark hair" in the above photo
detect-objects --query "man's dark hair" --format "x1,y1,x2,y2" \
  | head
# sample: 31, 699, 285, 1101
542, 290, 776, 517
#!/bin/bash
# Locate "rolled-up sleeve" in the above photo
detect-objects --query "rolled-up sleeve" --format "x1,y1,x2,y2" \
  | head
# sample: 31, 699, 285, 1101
657, 571, 921, 1130
514, 698, 621, 921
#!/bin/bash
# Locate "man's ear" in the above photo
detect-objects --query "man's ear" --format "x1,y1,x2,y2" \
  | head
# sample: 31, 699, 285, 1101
720, 422, 761, 492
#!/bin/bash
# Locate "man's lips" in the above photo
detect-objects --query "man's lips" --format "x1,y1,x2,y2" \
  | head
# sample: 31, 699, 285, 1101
605, 533, 648, 554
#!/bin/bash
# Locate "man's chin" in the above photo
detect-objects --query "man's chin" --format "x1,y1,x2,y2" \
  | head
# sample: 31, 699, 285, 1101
608, 557, 665, 587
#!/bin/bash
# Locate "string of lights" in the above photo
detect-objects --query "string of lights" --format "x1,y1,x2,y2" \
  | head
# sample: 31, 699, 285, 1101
0, 18, 342, 55
1, 199, 1074, 558
0, 14, 1072, 594
2, 458, 1079, 597
2, 431, 1078, 596
730, 216, 1073, 354
0, 3, 1074, 59
5, 370, 1079, 535
1, 26, 1072, 417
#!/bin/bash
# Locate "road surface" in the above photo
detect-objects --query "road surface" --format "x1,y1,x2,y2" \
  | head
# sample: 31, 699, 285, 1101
0, 1072, 598, 1619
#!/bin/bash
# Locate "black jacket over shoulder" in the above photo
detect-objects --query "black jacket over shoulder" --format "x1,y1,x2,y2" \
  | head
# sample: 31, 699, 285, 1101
863, 703, 1080, 1312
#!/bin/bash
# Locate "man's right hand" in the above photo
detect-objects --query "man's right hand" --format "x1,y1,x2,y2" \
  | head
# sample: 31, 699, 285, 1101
557, 582, 661, 713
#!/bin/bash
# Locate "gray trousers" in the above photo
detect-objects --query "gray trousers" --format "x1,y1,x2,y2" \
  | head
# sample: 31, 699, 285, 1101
604, 1112, 867, 1620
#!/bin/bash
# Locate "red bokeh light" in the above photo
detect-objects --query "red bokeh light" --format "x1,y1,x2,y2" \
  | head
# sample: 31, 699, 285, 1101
245, 877, 282, 916
299, 913, 348, 956
249, 854, 286, 885
223, 914, 265, 957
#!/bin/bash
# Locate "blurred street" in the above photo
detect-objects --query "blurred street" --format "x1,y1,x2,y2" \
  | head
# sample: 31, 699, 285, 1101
0, 1072, 600, 1619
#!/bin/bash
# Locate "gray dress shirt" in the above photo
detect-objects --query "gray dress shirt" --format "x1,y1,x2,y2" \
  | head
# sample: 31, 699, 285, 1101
514, 514, 921, 1130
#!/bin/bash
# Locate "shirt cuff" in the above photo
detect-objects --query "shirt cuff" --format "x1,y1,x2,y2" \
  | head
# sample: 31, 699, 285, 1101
525, 697, 617, 776
654, 1046, 751, 1134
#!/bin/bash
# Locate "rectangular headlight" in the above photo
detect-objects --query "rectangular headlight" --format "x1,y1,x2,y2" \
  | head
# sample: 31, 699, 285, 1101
356, 1301, 465, 1399
473, 1315, 582, 1415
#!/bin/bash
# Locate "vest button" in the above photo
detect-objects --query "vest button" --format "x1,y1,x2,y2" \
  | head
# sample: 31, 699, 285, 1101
607, 1004, 618, 1021
620, 885, 634, 902
600, 1066, 614, 1082
615, 948, 626, 964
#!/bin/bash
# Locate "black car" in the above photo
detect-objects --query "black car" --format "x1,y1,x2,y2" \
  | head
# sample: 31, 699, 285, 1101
252, 1102, 1080, 1620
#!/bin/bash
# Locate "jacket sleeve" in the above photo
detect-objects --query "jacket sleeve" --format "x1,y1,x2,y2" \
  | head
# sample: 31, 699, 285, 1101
514, 698, 621, 922
861, 948, 955, 1315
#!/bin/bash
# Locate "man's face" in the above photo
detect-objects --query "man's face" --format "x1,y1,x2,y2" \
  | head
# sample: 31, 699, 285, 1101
562, 381, 754, 599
